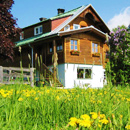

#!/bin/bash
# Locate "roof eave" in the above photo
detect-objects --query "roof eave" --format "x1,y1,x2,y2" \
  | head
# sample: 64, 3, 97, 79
58, 26, 107, 39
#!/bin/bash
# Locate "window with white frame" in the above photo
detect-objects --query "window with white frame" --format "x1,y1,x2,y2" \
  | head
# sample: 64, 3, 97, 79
92, 43, 98, 53
77, 68, 92, 79
34, 25, 43, 35
64, 25, 70, 31
73, 24, 80, 30
20, 31, 24, 40
71, 39, 78, 50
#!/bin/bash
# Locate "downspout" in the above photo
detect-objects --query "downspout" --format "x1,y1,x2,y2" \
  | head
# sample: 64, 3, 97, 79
29, 44, 33, 68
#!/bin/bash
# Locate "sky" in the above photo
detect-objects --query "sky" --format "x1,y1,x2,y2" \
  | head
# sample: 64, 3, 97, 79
11, 0, 130, 30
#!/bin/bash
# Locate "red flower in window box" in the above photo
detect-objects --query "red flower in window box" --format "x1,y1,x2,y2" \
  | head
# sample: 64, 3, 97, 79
70, 50, 80, 55
92, 53, 100, 57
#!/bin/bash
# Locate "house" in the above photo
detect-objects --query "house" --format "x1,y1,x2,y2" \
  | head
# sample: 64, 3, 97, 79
0, 4, 110, 88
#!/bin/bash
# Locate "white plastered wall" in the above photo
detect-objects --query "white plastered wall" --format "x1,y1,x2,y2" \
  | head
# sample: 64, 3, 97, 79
48, 63, 104, 88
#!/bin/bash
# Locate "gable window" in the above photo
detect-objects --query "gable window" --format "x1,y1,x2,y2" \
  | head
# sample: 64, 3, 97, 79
73, 24, 80, 30
92, 43, 99, 53
77, 68, 92, 79
49, 43, 53, 53
20, 31, 24, 40
64, 25, 70, 31
71, 40, 78, 50
34, 25, 43, 35
57, 42, 63, 51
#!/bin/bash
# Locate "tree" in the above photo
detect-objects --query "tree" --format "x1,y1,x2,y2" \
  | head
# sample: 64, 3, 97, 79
106, 25, 130, 85
0, 0, 20, 60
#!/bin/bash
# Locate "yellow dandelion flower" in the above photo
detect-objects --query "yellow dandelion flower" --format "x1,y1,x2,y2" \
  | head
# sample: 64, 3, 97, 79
79, 119, 91, 128
125, 125, 130, 129
69, 117, 78, 126
99, 114, 106, 119
80, 114, 90, 120
98, 123, 101, 128
18, 98, 23, 101
56, 96, 60, 100
127, 98, 130, 102
99, 118, 109, 124
90, 112, 98, 119
35, 97, 39, 101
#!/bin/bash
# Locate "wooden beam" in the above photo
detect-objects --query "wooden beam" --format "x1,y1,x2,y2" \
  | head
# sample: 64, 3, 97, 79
53, 40, 57, 85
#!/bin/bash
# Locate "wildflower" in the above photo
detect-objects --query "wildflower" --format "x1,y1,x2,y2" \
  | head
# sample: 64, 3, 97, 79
80, 114, 90, 120
35, 97, 39, 101
125, 125, 130, 129
69, 117, 78, 126
56, 96, 60, 100
99, 118, 109, 124
99, 114, 105, 119
98, 123, 101, 128
18, 98, 23, 101
79, 119, 91, 128
90, 112, 98, 119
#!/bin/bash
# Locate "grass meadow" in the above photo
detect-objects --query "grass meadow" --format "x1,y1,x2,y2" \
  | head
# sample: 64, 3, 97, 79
0, 84, 130, 130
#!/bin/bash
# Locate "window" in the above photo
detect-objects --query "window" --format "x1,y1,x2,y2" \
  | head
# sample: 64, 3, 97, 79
20, 31, 24, 40
34, 25, 43, 35
73, 24, 80, 30
57, 42, 63, 51
77, 68, 92, 79
64, 25, 70, 31
92, 43, 98, 53
71, 40, 78, 50
49, 43, 53, 53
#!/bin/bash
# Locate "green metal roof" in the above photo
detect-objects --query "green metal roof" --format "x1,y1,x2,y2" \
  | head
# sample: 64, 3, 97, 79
15, 6, 83, 47
50, 6, 82, 20
15, 32, 51, 47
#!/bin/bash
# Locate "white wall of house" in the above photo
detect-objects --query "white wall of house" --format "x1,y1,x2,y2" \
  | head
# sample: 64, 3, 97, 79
64, 63, 104, 88
48, 63, 104, 88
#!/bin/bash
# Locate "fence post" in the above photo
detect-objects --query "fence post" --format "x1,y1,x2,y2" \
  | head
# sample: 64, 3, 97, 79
30, 68, 34, 87
0, 66, 3, 83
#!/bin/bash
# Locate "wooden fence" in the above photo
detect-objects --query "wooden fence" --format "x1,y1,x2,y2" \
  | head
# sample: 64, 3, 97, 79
0, 66, 35, 87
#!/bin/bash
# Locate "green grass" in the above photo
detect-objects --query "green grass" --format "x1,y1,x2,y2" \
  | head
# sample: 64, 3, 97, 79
0, 84, 130, 130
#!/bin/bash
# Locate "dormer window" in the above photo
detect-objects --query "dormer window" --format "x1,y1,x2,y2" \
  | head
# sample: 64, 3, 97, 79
64, 25, 70, 31
73, 24, 80, 30
20, 31, 24, 40
34, 25, 43, 35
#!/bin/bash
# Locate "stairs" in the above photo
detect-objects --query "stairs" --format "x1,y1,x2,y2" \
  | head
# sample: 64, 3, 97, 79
42, 63, 63, 87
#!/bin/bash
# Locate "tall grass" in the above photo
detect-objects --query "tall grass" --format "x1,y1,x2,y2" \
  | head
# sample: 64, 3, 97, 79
0, 84, 130, 129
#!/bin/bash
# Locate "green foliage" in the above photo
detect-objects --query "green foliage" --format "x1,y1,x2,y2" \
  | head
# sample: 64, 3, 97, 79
106, 25, 130, 85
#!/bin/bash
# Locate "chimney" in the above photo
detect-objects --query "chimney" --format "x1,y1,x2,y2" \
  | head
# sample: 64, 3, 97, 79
39, 17, 47, 21
57, 8, 65, 15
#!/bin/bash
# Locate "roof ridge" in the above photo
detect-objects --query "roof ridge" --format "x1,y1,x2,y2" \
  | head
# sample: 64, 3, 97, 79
63, 5, 83, 14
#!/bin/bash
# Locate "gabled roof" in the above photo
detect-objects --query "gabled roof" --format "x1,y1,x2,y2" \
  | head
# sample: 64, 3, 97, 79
51, 4, 110, 34
16, 4, 110, 47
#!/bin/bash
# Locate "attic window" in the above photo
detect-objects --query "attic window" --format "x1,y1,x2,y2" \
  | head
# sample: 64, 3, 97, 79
34, 25, 43, 35
64, 25, 70, 31
73, 24, 80, 30
20, 31, 24, 40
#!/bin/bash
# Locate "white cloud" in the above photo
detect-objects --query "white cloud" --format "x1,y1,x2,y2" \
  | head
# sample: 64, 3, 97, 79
107, 7, 130, 30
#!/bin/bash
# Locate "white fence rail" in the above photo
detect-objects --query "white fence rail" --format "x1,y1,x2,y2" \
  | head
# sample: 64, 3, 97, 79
0, 66, 35, 87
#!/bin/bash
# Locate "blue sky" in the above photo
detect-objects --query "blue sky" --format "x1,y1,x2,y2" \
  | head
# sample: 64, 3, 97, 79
11, 0, 130, 30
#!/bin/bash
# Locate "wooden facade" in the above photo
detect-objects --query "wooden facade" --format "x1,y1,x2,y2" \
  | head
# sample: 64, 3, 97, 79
0, 4, 110, 75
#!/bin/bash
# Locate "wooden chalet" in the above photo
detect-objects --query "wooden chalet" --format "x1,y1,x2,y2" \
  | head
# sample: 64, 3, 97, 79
1, 4, 110, 88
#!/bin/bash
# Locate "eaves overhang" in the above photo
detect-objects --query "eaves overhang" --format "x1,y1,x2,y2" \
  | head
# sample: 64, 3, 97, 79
58, 26, 109, 39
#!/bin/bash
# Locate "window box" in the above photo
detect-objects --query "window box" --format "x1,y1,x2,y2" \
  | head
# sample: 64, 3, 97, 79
92, 52, 100, 57
70, 50, 80, 55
